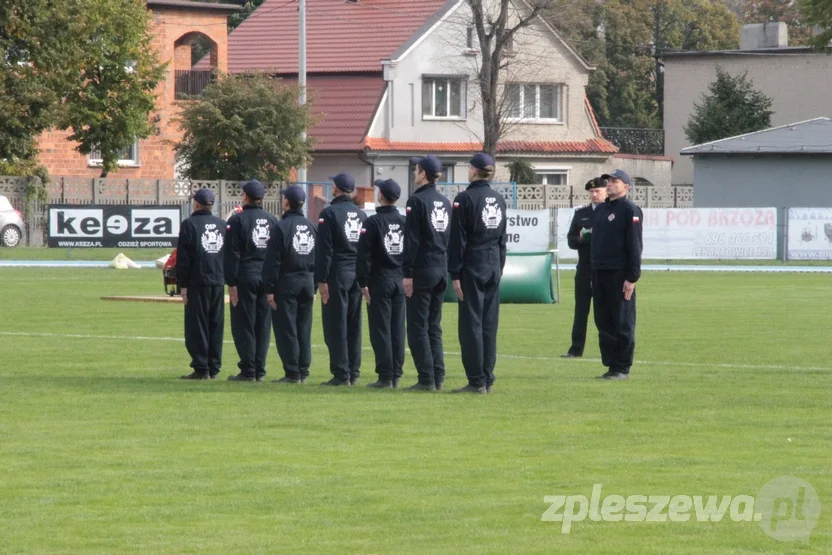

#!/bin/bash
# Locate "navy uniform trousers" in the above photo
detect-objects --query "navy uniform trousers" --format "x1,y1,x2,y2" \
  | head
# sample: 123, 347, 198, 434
367, 276, 406, 382
458, 265, 501, 389
184, 285, 224, 377
591, 269, 636, 374
230, 271, 272, 379
406, 268, 446, 388
322, 269, 363, 383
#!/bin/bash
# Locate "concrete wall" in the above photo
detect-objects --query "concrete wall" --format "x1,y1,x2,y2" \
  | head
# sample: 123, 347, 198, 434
370, 1, 597, 143
692, 155, 832, 208
663, 53, 832, 185
613, 154, 672, 187
691, 154, 832, 258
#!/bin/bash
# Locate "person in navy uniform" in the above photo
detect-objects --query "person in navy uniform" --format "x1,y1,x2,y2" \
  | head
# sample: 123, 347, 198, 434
590, 169, 643, 380
177, 188, 226, 380
224, 180, 278, 382
402, 155, 452, 392
263, 186, 317, 384
357, 179, 407, 389
561, 177, 608, 358
316, 173, 367, 387
447, 153, 508, 394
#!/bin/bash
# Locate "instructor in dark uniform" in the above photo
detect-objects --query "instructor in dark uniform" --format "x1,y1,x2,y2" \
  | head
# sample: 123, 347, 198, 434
224, 180, 278, 382
357, 179, 407, 389
590, 169, 643, 380
316, 173, 367, 387
402, 155, 452, 391
561, 177, 608, 358
177, 188, 226, 380
263, 186, 317, 385
447, 153, 508, 394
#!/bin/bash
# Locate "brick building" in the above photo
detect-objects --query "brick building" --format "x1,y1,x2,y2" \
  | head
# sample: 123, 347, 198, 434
36, 0, 237, 179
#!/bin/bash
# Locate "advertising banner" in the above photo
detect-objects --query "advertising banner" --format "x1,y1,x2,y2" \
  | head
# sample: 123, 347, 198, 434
787, 208, 832, 260
556, 207, 777, 260
48, 205, 181, 248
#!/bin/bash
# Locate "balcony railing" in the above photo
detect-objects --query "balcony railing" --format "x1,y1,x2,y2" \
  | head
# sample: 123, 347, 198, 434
600, 127, 665, 156
175, 70, 213, 100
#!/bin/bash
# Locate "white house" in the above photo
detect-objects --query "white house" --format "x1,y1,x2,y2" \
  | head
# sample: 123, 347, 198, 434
224, 0, 669, 201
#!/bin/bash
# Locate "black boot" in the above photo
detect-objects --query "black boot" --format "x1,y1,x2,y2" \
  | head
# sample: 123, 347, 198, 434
451, 384, 487, 394
367, 379, 393, 389
181, 371, 209, 380
272, 376, 300, 384
405, 382, 436, 392
227, 374, 255, 382
320, 378, 350, 387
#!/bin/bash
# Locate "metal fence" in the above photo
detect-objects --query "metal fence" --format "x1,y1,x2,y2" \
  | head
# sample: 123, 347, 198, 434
0, 175, 691, 246
600, 127, 665, 156
174, 70, 213, 100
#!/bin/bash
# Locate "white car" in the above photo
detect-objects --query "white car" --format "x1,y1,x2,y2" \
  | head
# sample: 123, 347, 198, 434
0, 195, 25, 248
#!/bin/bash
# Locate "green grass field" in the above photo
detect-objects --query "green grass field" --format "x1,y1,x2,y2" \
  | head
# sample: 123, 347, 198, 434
1, 268, 830, 553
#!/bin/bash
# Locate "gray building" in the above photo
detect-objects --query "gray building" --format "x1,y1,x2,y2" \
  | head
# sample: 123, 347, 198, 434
682, 117, 832, 257
662, 23, 832, 185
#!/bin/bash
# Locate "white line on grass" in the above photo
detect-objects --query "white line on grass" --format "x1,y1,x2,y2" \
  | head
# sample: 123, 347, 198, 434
1, 330, 829, 373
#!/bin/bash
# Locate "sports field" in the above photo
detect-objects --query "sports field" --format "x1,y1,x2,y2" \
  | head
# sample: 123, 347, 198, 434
1, 267, 829, 553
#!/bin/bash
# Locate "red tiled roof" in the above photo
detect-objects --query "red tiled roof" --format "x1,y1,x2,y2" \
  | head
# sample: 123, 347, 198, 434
226, 0, 451, 74
289, 75, 385, 151
363, 138, 618, 154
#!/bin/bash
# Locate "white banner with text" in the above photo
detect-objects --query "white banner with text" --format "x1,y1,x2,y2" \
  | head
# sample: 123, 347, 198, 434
556, 207, 777, 260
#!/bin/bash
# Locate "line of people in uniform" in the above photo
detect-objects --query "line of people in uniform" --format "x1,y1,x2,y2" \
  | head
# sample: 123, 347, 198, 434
560, 169, 643, 380
175, 152, 507, 394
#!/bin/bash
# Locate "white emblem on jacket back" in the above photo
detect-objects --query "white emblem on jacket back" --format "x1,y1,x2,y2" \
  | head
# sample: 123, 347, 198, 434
344, 212, 362, 243
430, 201, 449, 232
384, 223, 404, 255
252, 218, 270, 248
201, 223, 224, 254
292, 225, 315, 255
481, 197, 502, 230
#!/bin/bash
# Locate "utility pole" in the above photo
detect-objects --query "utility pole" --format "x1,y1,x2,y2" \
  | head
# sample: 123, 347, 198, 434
297, 0, 308, 184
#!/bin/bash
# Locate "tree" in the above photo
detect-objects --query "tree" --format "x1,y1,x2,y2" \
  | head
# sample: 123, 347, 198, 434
0, 1, 84, 166
467, 0, 553, 157
547, 0, 739, 128
2, 0, 165, 178
173, 72, 315, 181
60, 0, 165, 177
684, 67, 773, 145
801, 0, 832, 49
507, 159, 537, 183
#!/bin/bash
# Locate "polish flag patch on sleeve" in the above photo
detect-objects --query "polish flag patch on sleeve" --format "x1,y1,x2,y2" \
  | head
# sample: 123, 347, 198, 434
318, 218, 325, 224
453, 202, 460, 208
360, 227, 367, 234
226, 225, 231, 230
406, 206, 412, 213
633, 216, 640, 223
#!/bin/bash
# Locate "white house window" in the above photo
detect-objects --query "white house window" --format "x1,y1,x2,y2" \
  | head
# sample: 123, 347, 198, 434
506, 83, 563, 122
466, 26, 474, 49
535, 171, 567, 185
422, 77, 465, 119
89, 141, 140, 166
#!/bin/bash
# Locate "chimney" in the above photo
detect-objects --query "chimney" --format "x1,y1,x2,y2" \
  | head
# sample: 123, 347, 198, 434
740, 22, 789, 50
